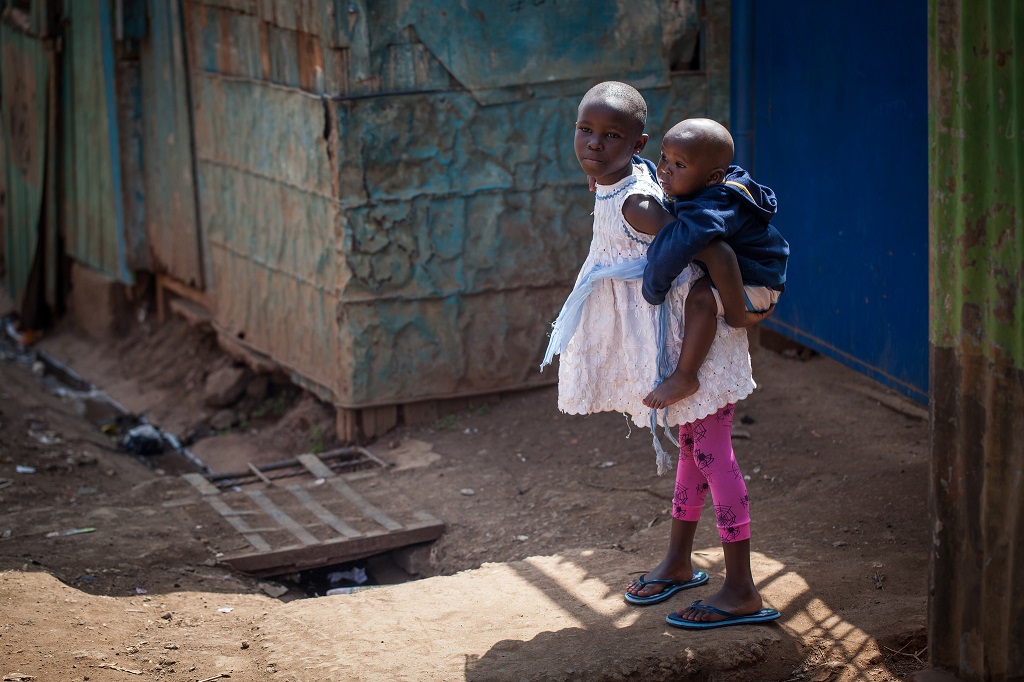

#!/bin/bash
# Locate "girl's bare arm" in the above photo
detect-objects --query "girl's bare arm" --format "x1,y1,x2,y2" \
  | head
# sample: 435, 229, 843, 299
622, 194, 676, 236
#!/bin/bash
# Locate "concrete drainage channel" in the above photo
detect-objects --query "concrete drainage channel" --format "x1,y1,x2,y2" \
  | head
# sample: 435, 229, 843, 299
2, 316, 438, 599
1, 317, 206, 475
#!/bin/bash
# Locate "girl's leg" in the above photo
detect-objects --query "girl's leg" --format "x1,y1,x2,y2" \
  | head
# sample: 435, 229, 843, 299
625, 421, 707, 598
672, 405, 765, 622
643, 277, 718, 409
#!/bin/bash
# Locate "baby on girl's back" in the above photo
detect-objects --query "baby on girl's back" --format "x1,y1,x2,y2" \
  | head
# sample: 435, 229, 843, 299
623, 118, 790, 409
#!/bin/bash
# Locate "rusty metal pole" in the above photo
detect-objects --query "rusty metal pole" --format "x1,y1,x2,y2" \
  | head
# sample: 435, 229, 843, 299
927, 1, 1024, 680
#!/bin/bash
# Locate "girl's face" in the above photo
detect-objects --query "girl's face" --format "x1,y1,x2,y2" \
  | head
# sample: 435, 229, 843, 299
657, 137, 717, 198
574, 100, 647, 186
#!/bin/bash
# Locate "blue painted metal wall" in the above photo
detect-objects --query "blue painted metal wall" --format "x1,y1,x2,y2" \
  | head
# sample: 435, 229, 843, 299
748, 1, 930, 402
183, 0, 724, 408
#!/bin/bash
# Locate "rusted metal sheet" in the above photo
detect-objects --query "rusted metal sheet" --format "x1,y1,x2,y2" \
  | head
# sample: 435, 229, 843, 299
1, 20, 51, 305
61, 0, 132, 283
190, 72, 339, 386
256, 0, 323, 36
928, 1, 1024, 679
181, 0, 723, 409
115, 57, 148, 272
192, 1, 262, 79
140, 0, 204, 287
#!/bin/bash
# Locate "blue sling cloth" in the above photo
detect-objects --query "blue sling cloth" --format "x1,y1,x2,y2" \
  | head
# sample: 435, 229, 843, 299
541, 259, 679, 474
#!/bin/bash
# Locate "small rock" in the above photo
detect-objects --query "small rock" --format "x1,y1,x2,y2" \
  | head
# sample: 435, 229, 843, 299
258, 581, 289, 598
241, 641, 250, 650
460, 488, 475, 496
203, 366, 249, 408
209, 409, 238, 431
246, 375, 270, 402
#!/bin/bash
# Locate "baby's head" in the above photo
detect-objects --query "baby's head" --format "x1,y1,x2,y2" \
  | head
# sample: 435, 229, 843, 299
656, 118, 734, 198
574, 81, 649, 186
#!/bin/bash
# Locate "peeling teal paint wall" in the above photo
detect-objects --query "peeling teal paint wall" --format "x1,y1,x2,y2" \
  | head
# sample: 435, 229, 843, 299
182, 0, 722, 407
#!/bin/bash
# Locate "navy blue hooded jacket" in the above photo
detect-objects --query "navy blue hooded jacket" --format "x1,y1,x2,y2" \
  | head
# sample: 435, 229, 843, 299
641, 164, 790, 306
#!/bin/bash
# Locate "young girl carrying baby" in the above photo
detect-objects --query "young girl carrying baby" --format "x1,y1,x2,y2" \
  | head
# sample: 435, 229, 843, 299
543, 81, 779, 628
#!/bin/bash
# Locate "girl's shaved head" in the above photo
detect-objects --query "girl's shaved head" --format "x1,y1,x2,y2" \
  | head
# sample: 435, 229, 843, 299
579, 81, 648, 135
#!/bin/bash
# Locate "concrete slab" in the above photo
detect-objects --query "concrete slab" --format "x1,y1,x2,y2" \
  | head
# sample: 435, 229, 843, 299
255, 547, 895, 681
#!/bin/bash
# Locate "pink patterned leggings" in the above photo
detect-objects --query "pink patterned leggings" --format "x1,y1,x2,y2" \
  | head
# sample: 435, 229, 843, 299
671, 404, 751, 543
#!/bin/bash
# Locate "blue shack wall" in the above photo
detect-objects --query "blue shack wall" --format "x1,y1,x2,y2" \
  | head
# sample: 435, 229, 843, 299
748, 1, 930, 403
182, 0, 727, 407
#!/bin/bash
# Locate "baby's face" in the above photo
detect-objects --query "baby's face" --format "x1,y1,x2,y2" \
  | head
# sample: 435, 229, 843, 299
657, 137, 714, 198
574, 100, 646, 186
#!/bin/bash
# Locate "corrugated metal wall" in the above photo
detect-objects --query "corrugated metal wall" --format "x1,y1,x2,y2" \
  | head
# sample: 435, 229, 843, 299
0, 1, 56, 309
61, 0, 133, 282
181, 0, 724, 408
928, 0, 1023, 679
140, 0, 205, 287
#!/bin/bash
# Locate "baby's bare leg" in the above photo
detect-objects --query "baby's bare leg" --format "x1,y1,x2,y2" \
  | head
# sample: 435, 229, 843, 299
698, 240, 746, 328
643, 277, 717, 409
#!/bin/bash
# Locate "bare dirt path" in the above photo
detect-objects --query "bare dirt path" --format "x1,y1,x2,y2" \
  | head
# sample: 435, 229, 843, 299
0, 318, 929, 680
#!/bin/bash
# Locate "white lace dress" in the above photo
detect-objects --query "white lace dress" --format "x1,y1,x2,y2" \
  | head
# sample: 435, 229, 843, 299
557, 163, 756, 429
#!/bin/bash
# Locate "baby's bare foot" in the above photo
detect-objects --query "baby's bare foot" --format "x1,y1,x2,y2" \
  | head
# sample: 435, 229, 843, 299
643, 374, 700, 409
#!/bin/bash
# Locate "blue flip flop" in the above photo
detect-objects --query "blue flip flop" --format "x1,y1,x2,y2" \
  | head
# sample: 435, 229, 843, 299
624, 571, 709, 605
665, 599, 781, 629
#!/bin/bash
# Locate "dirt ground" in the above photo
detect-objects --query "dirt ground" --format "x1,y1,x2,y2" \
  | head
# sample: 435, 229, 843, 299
0, 312, 931, 681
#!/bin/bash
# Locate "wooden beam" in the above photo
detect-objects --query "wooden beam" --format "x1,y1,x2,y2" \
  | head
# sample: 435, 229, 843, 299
219, 517, 446, 576
182, 472, 220, 496
297, 454, 401, 531
246, 490, 319, 546
286, 484, 362, 538
360, 405, 398, 439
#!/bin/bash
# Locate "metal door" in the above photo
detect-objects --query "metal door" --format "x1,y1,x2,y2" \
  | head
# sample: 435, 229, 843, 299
743, 1, 929, 402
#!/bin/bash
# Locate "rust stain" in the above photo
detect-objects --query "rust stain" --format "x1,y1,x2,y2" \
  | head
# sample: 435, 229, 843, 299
259, 19, 271, 80
296, 29, 323, 92
218, 9, 233, 72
